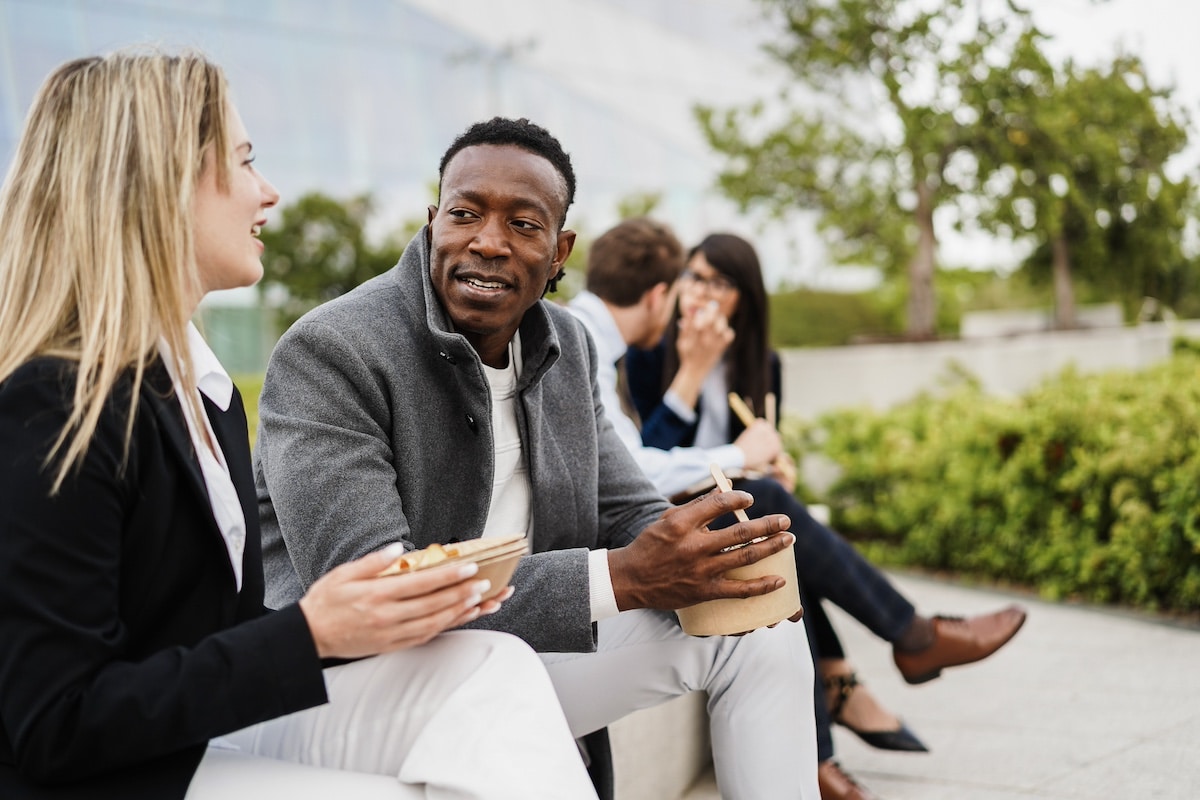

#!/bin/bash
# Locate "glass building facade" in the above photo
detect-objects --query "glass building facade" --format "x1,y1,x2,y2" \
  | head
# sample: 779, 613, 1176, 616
0, 0, 797, 369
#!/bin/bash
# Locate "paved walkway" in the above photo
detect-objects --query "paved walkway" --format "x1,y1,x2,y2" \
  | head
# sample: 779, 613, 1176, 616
684, 570, 1200, 799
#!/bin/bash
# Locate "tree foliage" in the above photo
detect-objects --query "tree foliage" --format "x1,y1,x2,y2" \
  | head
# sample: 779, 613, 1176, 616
258, 192, 418, 329
699, 0, 1196, 337
962, 35, 1196, 327
698, 0, 1036, 337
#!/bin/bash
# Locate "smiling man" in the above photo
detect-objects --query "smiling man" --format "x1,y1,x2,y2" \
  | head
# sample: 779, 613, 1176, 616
254, 118, 819, 799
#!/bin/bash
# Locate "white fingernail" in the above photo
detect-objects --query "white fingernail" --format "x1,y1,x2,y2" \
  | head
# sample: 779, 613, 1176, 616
380, 542, 405, 561
472, 579, 492, 595
465, 593, 483, 607
458, 562, 479, 579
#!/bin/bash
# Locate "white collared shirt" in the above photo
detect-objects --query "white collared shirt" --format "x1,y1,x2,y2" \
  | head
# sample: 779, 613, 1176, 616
158, 323, 246, 591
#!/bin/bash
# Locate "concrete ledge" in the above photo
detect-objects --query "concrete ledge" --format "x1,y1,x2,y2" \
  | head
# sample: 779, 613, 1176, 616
610, 692, 711, 800
780, 320, 1196, 421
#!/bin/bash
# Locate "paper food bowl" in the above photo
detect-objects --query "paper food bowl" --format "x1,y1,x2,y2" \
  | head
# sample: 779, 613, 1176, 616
675, 545, 801, 636
377, 534, 529, 601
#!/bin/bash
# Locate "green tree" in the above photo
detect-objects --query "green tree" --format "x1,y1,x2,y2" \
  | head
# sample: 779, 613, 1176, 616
696, 0, 1038, 338
258, 192, 415, 329
963, 37, 1195, 327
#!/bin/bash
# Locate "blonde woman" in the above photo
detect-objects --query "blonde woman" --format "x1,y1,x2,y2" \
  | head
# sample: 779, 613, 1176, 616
0, 51, 596, 800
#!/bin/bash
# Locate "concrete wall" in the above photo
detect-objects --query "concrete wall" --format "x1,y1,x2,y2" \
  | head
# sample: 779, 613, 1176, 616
958, 302, 1124, 338
778, 320, 1200, 421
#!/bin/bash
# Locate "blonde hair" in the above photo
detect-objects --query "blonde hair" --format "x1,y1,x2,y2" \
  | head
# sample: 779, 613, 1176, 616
0, 49, 232, 492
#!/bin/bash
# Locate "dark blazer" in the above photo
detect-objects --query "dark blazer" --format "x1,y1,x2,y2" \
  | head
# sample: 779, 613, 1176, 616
625, 341, 783, 450
0, 358, 327, 800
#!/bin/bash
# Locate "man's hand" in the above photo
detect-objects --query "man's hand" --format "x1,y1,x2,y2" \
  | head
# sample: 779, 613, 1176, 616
607, 489, 794, 612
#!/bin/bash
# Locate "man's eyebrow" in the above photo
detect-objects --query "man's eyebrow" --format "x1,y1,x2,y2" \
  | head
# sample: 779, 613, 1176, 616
447, 187, 555, 218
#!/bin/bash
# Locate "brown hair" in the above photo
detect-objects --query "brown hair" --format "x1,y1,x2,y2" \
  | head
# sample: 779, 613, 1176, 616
585, 217, 685, 307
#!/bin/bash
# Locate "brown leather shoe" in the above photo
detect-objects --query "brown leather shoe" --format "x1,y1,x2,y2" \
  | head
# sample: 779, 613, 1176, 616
818, 760, 879, 800
893, 605, 1027, 685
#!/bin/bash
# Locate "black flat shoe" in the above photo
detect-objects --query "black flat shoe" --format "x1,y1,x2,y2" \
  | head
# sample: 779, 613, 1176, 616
825, 672, 930, 753
840, 718, 929, 752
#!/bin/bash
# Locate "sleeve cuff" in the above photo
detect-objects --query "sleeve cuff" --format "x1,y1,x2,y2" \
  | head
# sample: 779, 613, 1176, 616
587, 548, 620, 622
711, 443, 745, 471
662, 389, 698, 424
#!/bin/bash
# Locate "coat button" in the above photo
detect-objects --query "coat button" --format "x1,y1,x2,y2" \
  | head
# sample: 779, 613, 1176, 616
439, 350, 457, 364
465, 413, 477, 432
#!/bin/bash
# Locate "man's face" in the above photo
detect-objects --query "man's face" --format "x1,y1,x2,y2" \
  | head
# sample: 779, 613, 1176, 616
428, 144, 575, 367
650, 279, 682, 346
631, 279, 681, 350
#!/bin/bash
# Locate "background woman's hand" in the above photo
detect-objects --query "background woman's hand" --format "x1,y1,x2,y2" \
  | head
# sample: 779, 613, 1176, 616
771, 451, 798, 494
669, 300, 736, 408
297, 544, 511, 659
733, 419, 783, 471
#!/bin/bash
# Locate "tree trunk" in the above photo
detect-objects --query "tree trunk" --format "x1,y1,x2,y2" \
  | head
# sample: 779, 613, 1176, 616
906, 180, 938, 338
1051, 232, 1076, 329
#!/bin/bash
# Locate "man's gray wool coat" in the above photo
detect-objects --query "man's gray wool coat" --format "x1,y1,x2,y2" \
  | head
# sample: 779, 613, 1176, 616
255, 227, 669, 653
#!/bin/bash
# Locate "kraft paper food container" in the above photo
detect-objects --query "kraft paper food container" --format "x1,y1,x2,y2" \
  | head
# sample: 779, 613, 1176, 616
675, 545, 801, 636
471, 545, 529, 601
377, 535, 529, 601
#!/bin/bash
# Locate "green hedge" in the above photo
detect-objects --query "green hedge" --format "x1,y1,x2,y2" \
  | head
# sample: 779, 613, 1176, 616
769, 288, 899, 347
232, 373, 264, 450
788, 353, 1200, 613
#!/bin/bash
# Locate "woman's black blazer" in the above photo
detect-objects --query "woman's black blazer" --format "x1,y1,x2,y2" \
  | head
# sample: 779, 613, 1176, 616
0, 358, 328, 799
625, 341, 783, 449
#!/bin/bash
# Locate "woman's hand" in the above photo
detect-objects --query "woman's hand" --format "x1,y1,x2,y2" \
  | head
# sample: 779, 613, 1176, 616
297, 544, 512, 659
771, 451, 798, 494
670, 301, 735, 408
733, 419, 783, 471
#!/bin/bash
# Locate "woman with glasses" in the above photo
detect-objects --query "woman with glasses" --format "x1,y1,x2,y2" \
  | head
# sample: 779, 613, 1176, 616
625, 232, 930, 775
631, 233, 779, 461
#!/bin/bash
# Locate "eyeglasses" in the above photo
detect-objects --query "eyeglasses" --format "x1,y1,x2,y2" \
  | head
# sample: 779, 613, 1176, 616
679, 269, 737, 295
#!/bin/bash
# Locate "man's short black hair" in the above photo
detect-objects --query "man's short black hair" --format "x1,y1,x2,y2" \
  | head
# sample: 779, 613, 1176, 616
437, 117, 576, 226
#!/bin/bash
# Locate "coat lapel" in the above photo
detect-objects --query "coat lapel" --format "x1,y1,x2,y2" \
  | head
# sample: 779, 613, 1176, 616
142, 363, 210, 508
203, 389, 256, 530
142, 363, 245, 591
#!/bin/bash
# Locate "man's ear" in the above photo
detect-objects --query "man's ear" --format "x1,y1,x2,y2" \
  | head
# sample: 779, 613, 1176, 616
555, 229, 577, 270
645, 281, 672, 313
425, 206, 437, 248
544, 229, 577, 295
